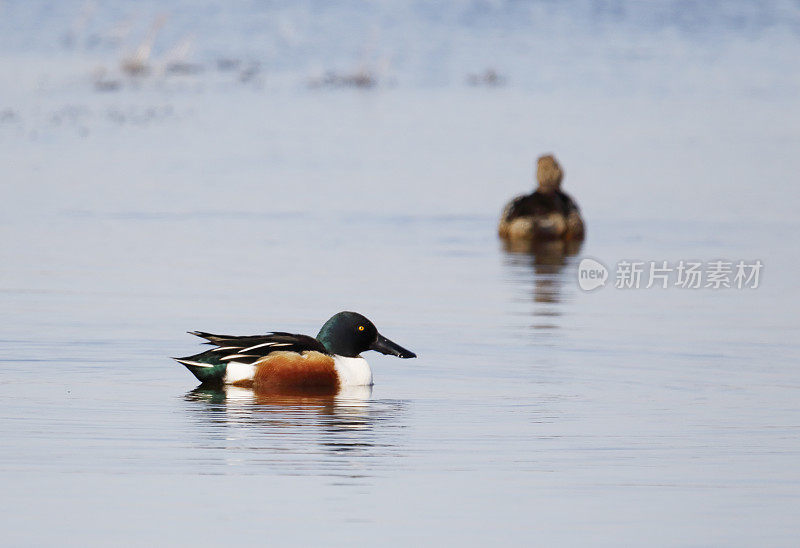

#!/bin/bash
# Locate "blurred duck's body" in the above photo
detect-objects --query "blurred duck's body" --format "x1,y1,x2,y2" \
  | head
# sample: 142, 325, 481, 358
499, 154, 585, 242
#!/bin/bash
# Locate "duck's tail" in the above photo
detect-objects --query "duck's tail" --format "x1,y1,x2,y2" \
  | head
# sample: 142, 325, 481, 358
173, 349, 227, 385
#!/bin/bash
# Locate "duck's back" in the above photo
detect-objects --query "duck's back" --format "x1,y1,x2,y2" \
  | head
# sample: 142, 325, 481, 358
499, 190, 584, 241
505, 190, 578, 218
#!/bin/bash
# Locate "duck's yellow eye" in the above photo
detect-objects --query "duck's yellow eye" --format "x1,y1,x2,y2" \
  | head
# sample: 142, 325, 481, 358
358, 325, 365, 331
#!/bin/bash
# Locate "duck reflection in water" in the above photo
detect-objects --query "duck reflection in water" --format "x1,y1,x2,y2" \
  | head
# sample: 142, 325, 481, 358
502, 238, 583, 327
185, 383, 373, 412
184, 383, 406, 463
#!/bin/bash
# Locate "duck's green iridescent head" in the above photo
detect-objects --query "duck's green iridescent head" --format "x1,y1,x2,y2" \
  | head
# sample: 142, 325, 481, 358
316, 311, 416, 359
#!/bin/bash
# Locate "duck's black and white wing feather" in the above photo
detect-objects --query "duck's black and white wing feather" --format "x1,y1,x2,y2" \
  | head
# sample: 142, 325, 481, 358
184, 331, 328, 366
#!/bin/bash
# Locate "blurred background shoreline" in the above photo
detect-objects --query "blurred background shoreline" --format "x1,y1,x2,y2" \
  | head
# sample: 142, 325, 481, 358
3, 1, 799, 225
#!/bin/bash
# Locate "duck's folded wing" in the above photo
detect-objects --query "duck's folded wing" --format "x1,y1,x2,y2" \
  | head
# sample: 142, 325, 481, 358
182, 331, 328, 366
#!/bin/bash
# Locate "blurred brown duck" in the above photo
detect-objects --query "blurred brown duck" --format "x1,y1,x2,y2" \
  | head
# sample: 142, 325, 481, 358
498, 154, 585, 242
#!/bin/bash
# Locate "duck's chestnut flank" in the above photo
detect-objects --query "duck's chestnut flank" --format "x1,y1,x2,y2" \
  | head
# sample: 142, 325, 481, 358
253, 351, 339, 394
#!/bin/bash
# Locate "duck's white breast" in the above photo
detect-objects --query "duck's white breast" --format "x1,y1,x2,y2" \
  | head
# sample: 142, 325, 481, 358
333, 356, 373, 387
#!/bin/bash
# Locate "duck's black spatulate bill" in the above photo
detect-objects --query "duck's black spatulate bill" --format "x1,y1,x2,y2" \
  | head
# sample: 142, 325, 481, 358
370, 333, 416, 359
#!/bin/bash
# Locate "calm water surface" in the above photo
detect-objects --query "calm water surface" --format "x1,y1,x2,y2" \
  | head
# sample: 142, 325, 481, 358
1, 1, 800, 546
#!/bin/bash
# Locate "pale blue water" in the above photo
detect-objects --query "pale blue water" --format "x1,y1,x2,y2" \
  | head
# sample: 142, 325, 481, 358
1, 1, 800, 546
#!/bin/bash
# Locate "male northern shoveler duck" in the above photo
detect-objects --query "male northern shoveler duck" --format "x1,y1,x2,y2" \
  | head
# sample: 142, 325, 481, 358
498, 154, 585, 242
174, 311, 415, 394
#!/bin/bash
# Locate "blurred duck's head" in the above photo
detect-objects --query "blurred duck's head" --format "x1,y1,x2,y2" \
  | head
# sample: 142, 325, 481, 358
536, 154, 563, 193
